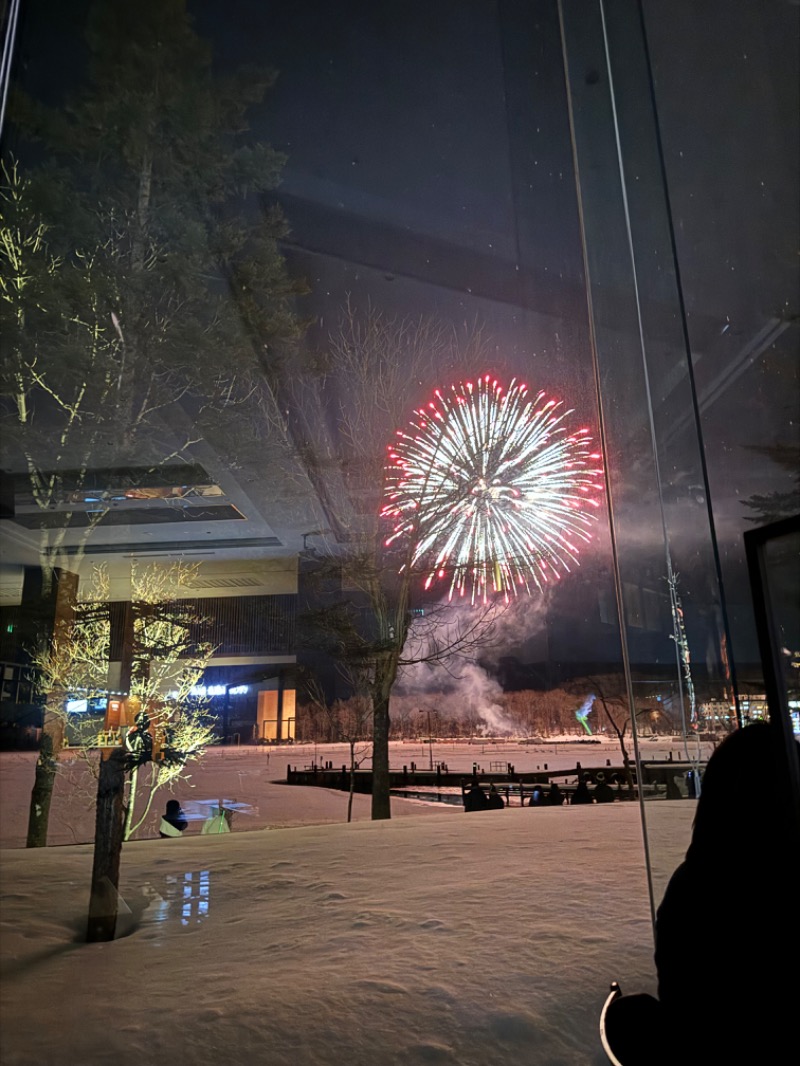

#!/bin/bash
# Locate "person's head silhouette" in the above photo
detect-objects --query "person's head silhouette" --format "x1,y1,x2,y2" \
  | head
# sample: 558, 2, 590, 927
687, 720, 798, 867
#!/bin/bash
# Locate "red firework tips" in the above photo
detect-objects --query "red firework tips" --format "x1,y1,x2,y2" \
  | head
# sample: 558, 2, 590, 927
382, 375, 605, 603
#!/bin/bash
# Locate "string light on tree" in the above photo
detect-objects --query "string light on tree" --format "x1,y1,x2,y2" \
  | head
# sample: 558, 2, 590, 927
382, 375, 604, 603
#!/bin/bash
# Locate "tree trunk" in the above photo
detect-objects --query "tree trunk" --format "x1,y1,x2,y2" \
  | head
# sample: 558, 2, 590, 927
347, 741, 355, 823
371, 671, 393, 820
619, 743, 636, 791
86, 748, 126, 943
598, 693, 636, 791
24, 568, 77, 847
25, 705, 64, 847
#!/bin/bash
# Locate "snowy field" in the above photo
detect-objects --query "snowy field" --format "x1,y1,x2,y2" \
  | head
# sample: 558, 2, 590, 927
0, 735, 705, 848
0, 740, 697, 1066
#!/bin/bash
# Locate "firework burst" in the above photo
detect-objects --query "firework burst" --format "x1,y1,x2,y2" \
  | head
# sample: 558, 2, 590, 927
382, 375, 604, 603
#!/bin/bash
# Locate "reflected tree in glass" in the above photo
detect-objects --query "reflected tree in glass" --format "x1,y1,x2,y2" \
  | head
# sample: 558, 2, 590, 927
1, 0, 305, 844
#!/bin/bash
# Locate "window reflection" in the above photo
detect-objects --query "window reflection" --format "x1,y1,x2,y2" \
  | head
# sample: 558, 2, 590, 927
143, 871, 212, 929
0, 1, 795, 874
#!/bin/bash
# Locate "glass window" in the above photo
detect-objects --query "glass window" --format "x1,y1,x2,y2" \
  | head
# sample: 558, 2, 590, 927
1, 0, 796, 950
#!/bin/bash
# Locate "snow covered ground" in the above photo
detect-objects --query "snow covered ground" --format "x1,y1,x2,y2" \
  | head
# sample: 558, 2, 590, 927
0, 740, 696, 1065
0, 735, 704, 847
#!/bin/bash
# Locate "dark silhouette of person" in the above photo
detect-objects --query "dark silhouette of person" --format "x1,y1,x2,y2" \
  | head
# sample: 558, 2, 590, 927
604, 721, 799, 1065
546, 782, 565, 806
665, 773, 682, 799
462, 777, 489, 812
685, 768, 698, 798
487, 783, 505, 809
528, 783, 546, 806
159, 799, 188, 838
570, 776, 593, 804
592, 772, 616, 803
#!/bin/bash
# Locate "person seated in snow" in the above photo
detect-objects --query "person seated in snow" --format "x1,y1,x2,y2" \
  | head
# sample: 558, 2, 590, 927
528, 783, 546, 806
201, 804, 232, 834
592, 772, 616, 803
462, 777, 489, 812
603, 721, 799, 1065
159, 799, 188, 838
487, 783, 505, 809
570, 776, 592, 804
546, 782, 565, 806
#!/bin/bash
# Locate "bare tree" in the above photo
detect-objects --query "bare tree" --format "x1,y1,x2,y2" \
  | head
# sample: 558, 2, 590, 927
118, 562, 218, 840
566, 675, 636, 788
307, 678, 372, 823
24, 565, 108, 845
27, 561, 217, 847
293, 300, 508, 818
2, 1, 307, 844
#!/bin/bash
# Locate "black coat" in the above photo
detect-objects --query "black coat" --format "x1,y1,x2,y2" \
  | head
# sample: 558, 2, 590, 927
613, 725, 800, 1066
593, 782, 616, 803
463, 785, 489, 812
570, 781, 592, 804
159, 808, 188, 837
655, 857, 795, 1063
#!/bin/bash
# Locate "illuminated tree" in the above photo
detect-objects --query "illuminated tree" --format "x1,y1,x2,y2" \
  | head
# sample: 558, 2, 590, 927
24, 565, 111, 845
2, 0, 305, 845
116, 561, 217, 840
2, 1, 304, 572
27, 561, 217, 847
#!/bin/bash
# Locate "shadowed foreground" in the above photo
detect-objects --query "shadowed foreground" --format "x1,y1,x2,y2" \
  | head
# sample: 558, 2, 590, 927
0, 803, 691, 1066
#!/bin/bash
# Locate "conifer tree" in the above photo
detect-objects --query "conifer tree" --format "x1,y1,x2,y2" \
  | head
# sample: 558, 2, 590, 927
1, 0, 305, 844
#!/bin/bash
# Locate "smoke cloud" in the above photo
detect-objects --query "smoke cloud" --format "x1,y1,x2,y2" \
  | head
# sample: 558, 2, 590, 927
394, 593, 551, 733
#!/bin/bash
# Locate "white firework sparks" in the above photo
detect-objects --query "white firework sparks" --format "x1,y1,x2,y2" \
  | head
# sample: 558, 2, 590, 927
382, 375, 604, 603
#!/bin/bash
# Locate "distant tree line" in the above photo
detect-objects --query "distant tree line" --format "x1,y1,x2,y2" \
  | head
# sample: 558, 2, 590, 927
296, 685, 678, 743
